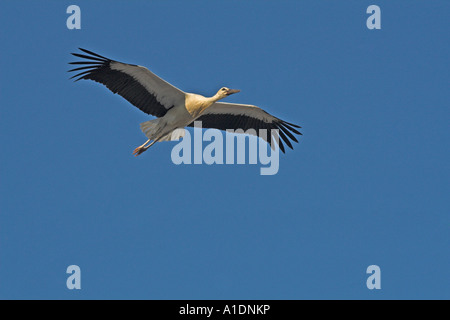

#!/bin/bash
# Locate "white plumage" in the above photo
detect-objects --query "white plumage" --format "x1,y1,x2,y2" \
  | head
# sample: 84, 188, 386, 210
69, 48, 301, 155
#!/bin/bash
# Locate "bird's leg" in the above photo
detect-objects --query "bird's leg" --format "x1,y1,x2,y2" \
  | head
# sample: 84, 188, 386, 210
132, 139, 158, 156
133, 139, 151, 156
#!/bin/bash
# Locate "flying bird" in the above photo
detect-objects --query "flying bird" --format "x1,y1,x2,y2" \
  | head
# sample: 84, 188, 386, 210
69, 48, 301, 156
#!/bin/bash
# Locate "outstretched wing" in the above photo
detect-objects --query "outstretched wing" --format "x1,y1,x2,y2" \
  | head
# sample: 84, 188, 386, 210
68, 48, 185, 117
189, 102, 301, 153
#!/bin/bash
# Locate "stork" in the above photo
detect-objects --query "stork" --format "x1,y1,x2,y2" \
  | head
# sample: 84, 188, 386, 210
69, 48, 301, 156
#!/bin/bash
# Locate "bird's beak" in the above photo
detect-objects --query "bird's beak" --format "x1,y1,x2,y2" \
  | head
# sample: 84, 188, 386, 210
226, 89, 240, 96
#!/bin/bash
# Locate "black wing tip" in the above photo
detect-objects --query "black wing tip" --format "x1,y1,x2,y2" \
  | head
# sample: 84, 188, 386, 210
270, 119, 303, 153
279, 143, 286, 153
68, 48, 113, 81
279, 121, 302, 136
69, 48, 111, 64
78, 48, 109, 60
286, 122, 301, 128
69, 74, 86, 82
280, 120, 301, 129
70, 52, 106, 62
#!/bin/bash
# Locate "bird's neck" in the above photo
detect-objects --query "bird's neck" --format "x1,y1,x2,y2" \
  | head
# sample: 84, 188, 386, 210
185, 93, 219, 118
208, 94, 223, 103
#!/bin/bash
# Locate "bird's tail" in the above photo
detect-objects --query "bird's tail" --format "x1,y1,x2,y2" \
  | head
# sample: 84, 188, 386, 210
140, 119, 160, 140
140, 119, 185, 142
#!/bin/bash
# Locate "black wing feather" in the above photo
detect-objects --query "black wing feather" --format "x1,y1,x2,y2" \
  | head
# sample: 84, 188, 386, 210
68, 48, 171, 117
189, 113, 301, 153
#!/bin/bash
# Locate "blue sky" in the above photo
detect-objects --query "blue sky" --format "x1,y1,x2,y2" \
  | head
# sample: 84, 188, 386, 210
0, 1, 449, 299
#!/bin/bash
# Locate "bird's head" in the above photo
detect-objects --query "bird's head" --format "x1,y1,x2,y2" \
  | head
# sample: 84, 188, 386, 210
216, 87, 240, 99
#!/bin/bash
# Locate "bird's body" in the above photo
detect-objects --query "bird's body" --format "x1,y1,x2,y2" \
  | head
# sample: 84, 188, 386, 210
69, 48, 302, 155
